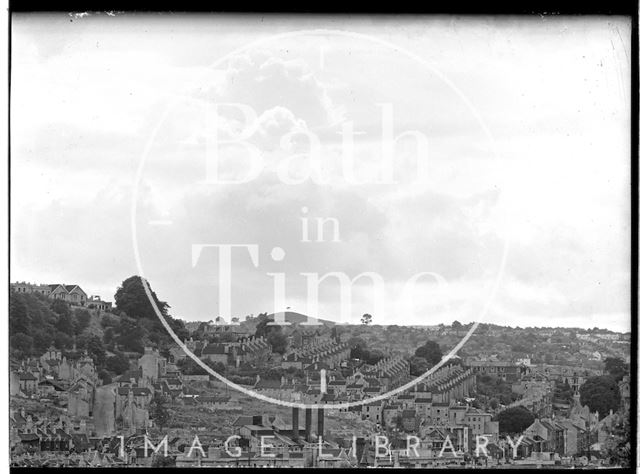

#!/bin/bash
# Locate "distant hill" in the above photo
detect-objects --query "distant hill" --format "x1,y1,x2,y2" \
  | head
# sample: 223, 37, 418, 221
266, 311, 335, 326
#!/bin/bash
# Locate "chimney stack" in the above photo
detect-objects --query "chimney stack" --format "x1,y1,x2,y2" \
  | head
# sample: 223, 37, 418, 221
292, 407, 299, 440
317, 407, 324, 439
305, 408, 313, 441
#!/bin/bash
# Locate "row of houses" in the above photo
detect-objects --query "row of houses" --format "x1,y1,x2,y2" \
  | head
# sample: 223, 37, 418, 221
10, 410, 94, 456
11, 281, 112, 311
281, 340, 350, 371
187, 337, 272, 368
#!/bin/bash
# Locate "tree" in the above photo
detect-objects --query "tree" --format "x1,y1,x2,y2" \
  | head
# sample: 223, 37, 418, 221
604, 357, 628, 382
99, 369, 113, 384
231, 317, 240, 323
365, 349, 384, 365
75, 334, 89, 352
115, 317, 146, 354
409, 356, 429, 376
177, 358, 208, 376
50, 299, 71, 318
74, 309, 91, 335
267, 330, 288, 355
9, 294, 30, 334
477, 374, 518, 405
56, 311, 75, 334
87, 335, 107, 367
347, 337, 366, 350
166, 316, 189, 341
150, 395, 170, 430
32, 329, 54, 353
114, 276, 170, 320
10, 333, 33, 356
349, 338, 369, 359
452, 320, 462, 330
415, 341, 442, 366
106, 352, 130, 375
254, 314, 287, 355
493, 406, 535, 434
580, 376, 621, 416
253, 313, 272, 338
54, 332, 73, 350
361, 314, 372, 325
103, 327, 116, 345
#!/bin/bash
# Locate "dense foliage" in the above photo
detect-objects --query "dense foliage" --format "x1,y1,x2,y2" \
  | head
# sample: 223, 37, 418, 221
114, 276, 170, 319
9, 292, 96, 357
476, 374, 519, 405
414, 340, 443, 366
10, 276, 190, 384
604, 357, 628, 383
348, 336, 385, 365
580, 376, 621, 416
493, 406, 535, 434
253, 313, 288, 355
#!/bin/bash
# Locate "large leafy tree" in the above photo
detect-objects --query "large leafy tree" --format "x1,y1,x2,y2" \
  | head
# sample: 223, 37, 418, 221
253, 315, 288, 355
493, 406, 535, 435
106, 352, 130, 375
253, 313, 271, 338
415, 340, 443, 366
604, 357, 628, 383
114, 276, 170, 319
267, 330, 288, 355
580, 376, 621, 416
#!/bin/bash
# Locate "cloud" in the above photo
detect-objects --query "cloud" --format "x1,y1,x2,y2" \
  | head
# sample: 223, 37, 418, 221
10, 16, 631, 331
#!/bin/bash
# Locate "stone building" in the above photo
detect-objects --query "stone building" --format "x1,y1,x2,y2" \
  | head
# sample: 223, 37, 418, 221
137, 347, 166, 383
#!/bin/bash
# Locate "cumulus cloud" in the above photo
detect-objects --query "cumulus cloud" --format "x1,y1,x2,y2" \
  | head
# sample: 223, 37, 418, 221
11, 16, 631, 331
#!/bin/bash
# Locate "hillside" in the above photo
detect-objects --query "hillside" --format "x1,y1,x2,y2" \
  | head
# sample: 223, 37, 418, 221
267, 311, 335, 326
9, 277, 189, 383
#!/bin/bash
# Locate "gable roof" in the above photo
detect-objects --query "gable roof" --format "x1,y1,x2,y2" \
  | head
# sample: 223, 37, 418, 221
65, 285, 86, 294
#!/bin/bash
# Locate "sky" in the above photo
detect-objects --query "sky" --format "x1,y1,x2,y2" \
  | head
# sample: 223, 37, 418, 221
10, 14, 631, 331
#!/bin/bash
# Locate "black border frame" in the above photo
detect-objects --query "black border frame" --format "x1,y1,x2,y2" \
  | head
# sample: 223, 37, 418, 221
7, 2, 638, 473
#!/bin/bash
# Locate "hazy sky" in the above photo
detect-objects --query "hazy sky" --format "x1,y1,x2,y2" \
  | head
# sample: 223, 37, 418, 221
11, 14, 631, 331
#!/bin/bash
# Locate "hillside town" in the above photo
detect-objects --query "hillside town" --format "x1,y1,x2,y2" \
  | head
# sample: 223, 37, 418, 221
9, 278, 632, 468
